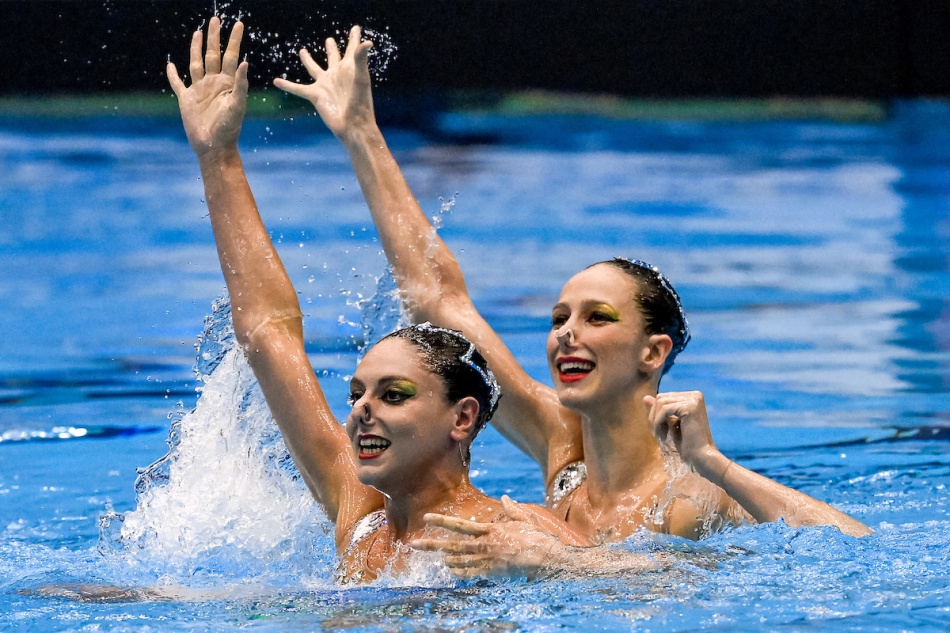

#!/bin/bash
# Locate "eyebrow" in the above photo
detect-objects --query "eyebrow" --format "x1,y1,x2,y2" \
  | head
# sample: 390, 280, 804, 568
552, 299, 620, 312
349, 374, 412, 389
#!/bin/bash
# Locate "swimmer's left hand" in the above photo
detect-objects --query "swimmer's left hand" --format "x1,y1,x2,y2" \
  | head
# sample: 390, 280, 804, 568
274, 25, 376, 141
645, 391, 722, 472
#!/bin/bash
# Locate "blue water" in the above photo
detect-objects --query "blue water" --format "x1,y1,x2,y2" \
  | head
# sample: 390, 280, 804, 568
2, 100, 950, 631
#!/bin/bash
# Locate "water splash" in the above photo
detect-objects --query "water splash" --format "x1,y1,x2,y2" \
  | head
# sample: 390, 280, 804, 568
357, 267, 408, 357
432, 194, 458, 230
97, 297, 334, 587
361, 26, 398, 81
241, 17, 393, 86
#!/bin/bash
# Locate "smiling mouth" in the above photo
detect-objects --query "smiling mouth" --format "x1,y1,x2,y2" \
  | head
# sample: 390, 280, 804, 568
358, 435, 391, 459
557, 358, 595, 383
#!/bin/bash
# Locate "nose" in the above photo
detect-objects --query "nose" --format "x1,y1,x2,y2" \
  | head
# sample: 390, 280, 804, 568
349, 394, 373, 425
554, 324, 576, 346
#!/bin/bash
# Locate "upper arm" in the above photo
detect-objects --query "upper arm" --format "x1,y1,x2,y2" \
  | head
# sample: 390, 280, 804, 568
242, 318, 384, 526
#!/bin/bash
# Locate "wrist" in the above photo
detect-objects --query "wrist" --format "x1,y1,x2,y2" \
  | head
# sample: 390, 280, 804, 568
339, 122, 385, 153
693, 447, 730, 486
197, 145, 242, 169
532, 539, 570, 580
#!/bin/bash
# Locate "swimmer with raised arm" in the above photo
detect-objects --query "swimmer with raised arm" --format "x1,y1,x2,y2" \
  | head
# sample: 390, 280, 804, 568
274, 27, 872, 552
165, 17, 590, 584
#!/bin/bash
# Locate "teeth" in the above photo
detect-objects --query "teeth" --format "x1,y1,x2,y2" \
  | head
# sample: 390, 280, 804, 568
359, 437, 391, 454
559, 361, 594, 373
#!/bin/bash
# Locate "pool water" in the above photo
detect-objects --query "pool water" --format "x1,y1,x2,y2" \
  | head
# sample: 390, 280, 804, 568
1, 100, 950, 631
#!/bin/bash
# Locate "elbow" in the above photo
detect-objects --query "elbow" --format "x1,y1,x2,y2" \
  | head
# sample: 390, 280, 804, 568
395, 254, 470, 322
233, 309, 305, 351
405, 285, 473, 325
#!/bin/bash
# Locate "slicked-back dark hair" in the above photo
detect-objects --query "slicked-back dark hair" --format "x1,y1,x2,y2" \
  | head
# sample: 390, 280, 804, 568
382, 325, 499, 432
591, 258, 691, 374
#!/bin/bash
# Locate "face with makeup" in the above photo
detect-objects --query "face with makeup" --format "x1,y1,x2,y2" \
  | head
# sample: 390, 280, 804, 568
345, 337, 465, 493
546, 264, 658, 413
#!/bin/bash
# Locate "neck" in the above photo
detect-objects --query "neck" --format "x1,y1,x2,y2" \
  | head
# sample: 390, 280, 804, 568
382, 468, 478, 540
578, 381, 665, 510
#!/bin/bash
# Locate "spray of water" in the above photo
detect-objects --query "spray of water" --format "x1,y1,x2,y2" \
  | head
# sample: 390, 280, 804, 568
97, 297, 334, 588
357, 267, 408, 356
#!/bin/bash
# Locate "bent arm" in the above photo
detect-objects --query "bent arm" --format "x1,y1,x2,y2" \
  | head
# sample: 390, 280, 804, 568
413, 496, 662, 580
274, 28, 583, 483
693, 449, 872, 537
647, 392, 872, 537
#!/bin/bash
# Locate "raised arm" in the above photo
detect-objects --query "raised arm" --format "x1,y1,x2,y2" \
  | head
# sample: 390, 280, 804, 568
646, 392, 872, 537
273, 28, 582, 484
167, 18, 382, 542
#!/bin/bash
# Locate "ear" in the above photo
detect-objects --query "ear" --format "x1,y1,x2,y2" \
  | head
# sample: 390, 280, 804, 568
640, 334, 673, 374
449, 396, 481, 442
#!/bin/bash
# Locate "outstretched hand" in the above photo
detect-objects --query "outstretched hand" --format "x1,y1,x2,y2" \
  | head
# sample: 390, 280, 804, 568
273, 26, 375, 139
411, 495, 565, 580
166, 16, 249, 157
645, 391, 720, 471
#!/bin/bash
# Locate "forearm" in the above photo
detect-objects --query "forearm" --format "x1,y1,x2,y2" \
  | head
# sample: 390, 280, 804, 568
198, 147, 302, 341
535, 544, 664, 580
696, 449, 872, 537
340, 125, 469, 320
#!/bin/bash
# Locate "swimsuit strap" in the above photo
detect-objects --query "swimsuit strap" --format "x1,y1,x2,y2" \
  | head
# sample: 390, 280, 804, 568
547, 460, 587, 508
347, 509, 387, 548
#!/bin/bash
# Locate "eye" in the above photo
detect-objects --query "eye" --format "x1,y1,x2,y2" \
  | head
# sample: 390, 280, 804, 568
551, 314, 568, 328
346, 391, 363, 407
382, 389, 412, 404
590, 311, 617, 323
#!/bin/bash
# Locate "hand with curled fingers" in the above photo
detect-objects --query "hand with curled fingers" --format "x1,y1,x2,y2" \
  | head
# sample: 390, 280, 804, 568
273, 26, 375, 140
410, 495, 567, 580
166, 16, 249, 158
644, 391, 726, 478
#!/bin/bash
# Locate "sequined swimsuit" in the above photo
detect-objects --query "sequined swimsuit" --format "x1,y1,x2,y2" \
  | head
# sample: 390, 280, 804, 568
336, 509, 387, 584
546, 460, 587, 511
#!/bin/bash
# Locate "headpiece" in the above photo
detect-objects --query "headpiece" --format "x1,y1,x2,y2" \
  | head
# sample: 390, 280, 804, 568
409, 322, 502, 421
623, 259, 691, 357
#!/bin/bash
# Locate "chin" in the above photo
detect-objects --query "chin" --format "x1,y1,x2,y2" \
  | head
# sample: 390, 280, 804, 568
555, 384, 592, 413
356, 465, 386, 490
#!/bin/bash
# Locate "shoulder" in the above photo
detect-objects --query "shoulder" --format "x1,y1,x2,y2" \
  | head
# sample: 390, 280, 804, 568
659, 472, 747, 539
511, 502, 590, 547
348, 509, 388, 546
336, 508, 387, 552
335, 509, 390, 584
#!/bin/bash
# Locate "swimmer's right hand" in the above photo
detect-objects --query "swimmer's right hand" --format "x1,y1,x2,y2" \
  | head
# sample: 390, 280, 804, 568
273, 26, 376, 140
410, 495, 564, 580
167, 16, 249, 158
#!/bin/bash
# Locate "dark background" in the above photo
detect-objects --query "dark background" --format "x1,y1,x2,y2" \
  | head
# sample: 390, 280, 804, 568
3, 0, 950, 98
